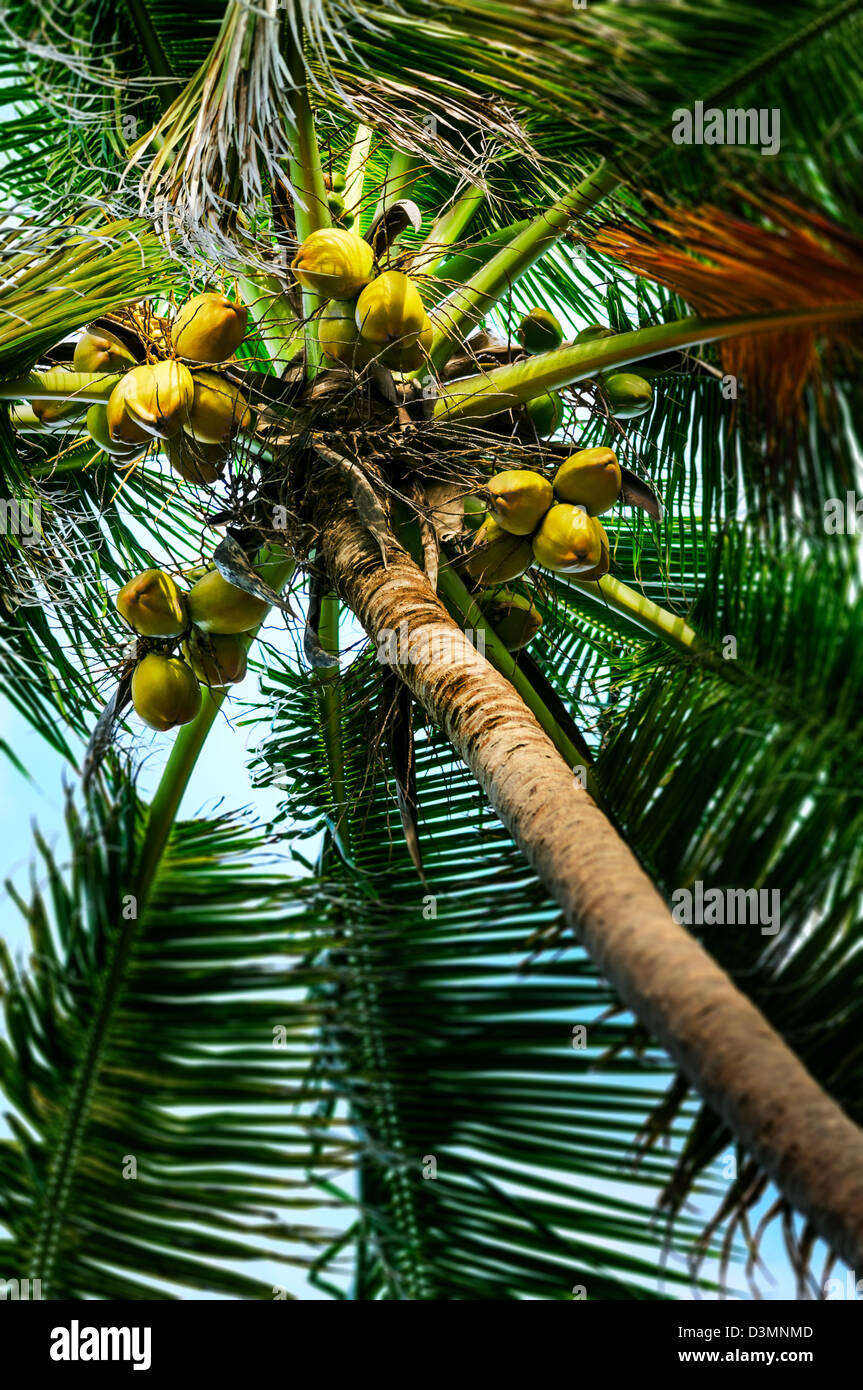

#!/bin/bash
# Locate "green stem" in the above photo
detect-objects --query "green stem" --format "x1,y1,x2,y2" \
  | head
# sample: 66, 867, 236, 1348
286, 40, 329, 374
0, 371, 120, 403
374, 150, 425, 220
343, 124, 374, 219
437, 561, 600, 798
427, 163, 619, 370
413, 185, 484, 277
432, 303, 863, 423
565, 574, 704, 655
317, 594, 349, 856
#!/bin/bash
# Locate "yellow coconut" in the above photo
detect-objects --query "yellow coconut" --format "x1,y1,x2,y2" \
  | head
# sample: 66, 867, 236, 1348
106, 376, 153, 446
291, 228, 375, 300
73, 326, 137, 374
576, 520, 610, 581
183, 630, 248, 686
131, 653, 202, 731
477, 589, 543, 650
186, 568, 269, 634
381, 315, 434, 372
553, 447, 621, 515
116, 568, 188, 638
317, 299, 377, 369
119, 361, 195, 440
32, 396, 86, 426
184, 371, 252, 446
165, 432, 228, 484
465, 517, 534, 585
355, 271, 426, 350
171, 292, 248, 363
532, 503, 602, 574
487, 470, 553, 537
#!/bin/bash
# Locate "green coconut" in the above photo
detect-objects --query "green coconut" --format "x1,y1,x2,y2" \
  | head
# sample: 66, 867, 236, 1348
186, 568, 269, 634
603, 372, 654, 420
525, 390, 563, 439
465, 517, 534, 585
477, 589, 543, 650
517, 307, 564, 353
183, 630, 248, 686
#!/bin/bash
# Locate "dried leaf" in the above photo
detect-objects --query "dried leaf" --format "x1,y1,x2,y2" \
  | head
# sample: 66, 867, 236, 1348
213, 534, 296, 617
82, 672, 132, 789
304, 574, 340, 671
313, 442, 391, 567
382, 670, 425, 883
365, 199, 423, 260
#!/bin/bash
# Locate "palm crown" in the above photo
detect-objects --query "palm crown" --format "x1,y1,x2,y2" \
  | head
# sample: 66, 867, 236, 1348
0, 0, 861, 1301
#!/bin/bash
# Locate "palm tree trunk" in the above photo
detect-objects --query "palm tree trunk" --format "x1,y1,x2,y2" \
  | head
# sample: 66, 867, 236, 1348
318, 481, 863, 1271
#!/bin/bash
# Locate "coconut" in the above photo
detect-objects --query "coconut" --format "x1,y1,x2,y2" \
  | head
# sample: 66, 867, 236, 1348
73, 326, 137, 374
477, 589, 543, 650
132, 653, 202, 731
291, 228, 375, 300
317, 299, 377, 369
517, 307, 563, 353
106, 376, 153, 446
465, 517, 534, 585
86, 404, 146, 461
331, 172, 347, 194
553, 447, 621, 515
576, 520, 610, 581
487, 469, 554, 536
120, 361, 195, 440
186, 568, 269, 634
462, 493, 489, 532
603, 372, 653, 420
574, 324, 616, 344
32, 396, 86, 426
183, 630, 247, 686
183, 372, 252, 446
355, 271, 426, 350
381, 315, 434, 373
532, 504, 602, 574
116, 568, 188, 638
165, 432, 228, 484
171, 292, 248, 364
525, 390, 563, 439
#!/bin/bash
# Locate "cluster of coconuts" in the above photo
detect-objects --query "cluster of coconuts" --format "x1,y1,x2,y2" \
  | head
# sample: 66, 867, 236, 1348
292, 227, 434, 375
116, 565, 269, 731
464, 447, 621, 630
322, 170, 354, 228
516, 309, 655, 426
71, 293, 252, 484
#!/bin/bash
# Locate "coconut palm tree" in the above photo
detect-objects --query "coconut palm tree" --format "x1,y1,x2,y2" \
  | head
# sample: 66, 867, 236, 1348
0, 0, 861, 1301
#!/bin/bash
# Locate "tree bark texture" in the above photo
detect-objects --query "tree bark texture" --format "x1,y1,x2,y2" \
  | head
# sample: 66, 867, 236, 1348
319, 480, 863, 1271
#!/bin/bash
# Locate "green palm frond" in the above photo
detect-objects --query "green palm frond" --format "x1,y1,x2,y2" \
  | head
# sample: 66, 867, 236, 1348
0, 778, 350, 1299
